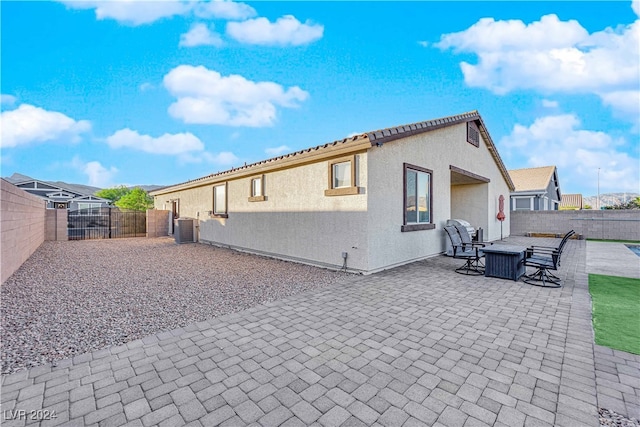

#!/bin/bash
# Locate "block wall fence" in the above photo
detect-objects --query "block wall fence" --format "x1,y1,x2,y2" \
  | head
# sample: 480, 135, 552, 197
511, 210, 640, 241
1, 179, 47, 283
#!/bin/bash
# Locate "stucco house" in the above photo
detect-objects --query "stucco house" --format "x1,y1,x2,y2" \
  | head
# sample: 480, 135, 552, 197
508, 166, 561, 211
150, 111, 515, 274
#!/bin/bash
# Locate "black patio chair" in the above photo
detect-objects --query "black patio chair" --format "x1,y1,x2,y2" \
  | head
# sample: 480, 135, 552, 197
522, 230, 575, 288
444, 225, 485, 276
453, 224, 493, 248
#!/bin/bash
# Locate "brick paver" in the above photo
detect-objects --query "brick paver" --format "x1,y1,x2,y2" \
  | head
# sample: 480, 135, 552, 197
2, 237, 637, 426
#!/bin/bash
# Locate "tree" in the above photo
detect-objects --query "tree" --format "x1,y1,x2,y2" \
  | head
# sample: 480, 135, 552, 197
603, 197, 640, 210
96, 185, 130, 203
114, 187, 154, 211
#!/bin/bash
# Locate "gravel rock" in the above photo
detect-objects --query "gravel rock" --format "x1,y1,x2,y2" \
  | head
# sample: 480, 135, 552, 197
600, 408, 640, 427
1, 238, 351, 374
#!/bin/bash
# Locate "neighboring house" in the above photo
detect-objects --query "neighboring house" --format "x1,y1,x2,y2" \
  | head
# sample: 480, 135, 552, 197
508, 166, 561, 211
9, 178, 111, 211
150, 111, 515, 274
560, 193, 584, 210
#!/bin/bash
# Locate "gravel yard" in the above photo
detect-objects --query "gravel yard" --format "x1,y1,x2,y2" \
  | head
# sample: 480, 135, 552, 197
1, 238, 349, 374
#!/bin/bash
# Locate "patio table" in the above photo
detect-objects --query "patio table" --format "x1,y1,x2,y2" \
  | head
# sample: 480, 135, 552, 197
482, 245, 527, 281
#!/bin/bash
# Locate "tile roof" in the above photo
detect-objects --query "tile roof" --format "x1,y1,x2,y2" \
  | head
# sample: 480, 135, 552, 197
508, 166, 557, 192
366, 111, 482, 145
151, 111, 515, 194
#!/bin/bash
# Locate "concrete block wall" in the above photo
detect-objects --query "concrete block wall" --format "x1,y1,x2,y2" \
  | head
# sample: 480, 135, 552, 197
511, 210, 640, 241
1, 179, 47, 283
45, 209, 68, 241
146, 209, 170, 238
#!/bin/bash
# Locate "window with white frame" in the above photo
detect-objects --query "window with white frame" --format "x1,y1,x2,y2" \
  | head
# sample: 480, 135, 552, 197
249, 176, 265, 202
325, 155, 359, 196
333, 162, 351, 188
213, 184, 227, 216
252, 177, 262, 197
77, 203, 102, 215
514, 197, 532, 211
402, 163, 434, 232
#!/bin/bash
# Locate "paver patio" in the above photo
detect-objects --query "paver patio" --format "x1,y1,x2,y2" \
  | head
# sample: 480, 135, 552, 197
1, 237, 638, 426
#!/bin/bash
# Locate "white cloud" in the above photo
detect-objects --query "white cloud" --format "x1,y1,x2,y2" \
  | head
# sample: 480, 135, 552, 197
600, 90, 640, 119
1, 94, 17, 106
62, 0, 191, 26
193, 0, 256, 20
633, 0, 640, 17
163, 65, 309, 127
106, 128, 204, 155
265, 145, 290, 156
71, 157, 118, 187
83, 161, 118, 187
226, 15, 324, 46
139, 82, 154, 92
541, 99, 559, 108
0, 104, 91, 148
500, 114, 639, 193
62, 0, 256, 26
417, 41, 429, 47
179, 151, 239, 165
208, 151, 238, 165
180, 23, 224, 47
436, 13, 640, 121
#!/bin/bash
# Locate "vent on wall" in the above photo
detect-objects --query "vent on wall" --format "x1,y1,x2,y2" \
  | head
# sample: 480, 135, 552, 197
467, 121, 480, 147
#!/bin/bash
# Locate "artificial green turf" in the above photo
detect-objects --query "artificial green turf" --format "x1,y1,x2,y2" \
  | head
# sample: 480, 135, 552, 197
586, 238, 640, 244
589, 274, 640, 355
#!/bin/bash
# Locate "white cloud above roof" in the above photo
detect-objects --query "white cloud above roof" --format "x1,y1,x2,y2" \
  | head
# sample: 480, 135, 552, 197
541, 99, 559, 108
71, 157, 118, 187
436, 13, 640, 122
1, 94, 17, 106
193, 0, 256, 20
265, 145, 291, 156
83, 161, 118, 187
62, 0, 191, 26
500, 114, 639, 193
179, 151, 239, 166
106, 128, 204, 155
1, 104, 91, 148
163, 65, 309, 127
226, 15, 324, 46
180, 23, 224, 47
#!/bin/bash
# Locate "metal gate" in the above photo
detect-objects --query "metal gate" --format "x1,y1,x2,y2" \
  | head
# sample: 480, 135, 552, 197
68, 208, 146, 240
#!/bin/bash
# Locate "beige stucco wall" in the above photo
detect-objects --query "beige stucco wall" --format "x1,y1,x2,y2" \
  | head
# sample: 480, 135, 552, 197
1, 179, 47, 283
156, 154, 370, 271
366, 123, 512, 272
451, 183, 489, 234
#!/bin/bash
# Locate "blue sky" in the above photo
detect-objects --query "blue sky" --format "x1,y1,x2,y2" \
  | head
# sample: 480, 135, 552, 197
1, 1, 638, 197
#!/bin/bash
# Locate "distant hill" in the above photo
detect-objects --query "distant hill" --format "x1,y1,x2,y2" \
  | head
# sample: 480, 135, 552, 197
3, 173, 162, 195
583, 193, 639, 208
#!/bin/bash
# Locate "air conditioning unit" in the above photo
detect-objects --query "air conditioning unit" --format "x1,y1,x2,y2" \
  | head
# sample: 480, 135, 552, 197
174, 218, 194, 244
